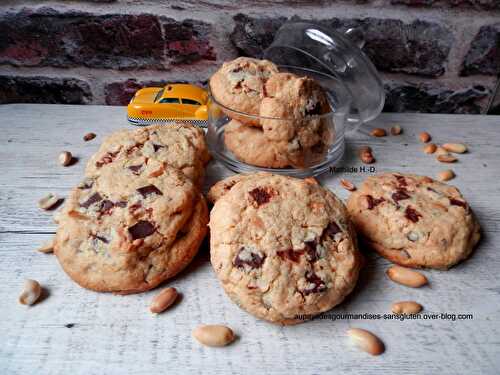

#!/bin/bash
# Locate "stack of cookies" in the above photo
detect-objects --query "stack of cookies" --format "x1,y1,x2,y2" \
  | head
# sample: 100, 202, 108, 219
54, 125, 210, 294
210, 57, 333, 169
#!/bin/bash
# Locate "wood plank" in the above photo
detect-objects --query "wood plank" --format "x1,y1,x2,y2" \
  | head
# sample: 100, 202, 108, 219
1, 104, 499, 374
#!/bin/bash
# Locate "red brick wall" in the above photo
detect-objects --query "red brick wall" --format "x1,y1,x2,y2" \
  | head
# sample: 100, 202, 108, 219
0, 0, 499, 113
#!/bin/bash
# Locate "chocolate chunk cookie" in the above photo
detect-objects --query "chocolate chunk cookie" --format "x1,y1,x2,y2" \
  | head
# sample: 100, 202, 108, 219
260, 72, 330, 144
85, 124, 209, 188
209, 173, 362, 324
224, 119, 330, 169
346, 173, 481, 269
224, 120, 291, 168
221, 70, 333, 169
209, 57, 279, 126
54, 165, 208, 293
263, 72, 330, 119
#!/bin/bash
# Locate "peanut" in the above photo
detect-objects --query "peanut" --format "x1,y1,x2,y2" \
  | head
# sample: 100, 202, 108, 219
442, 143, 467, 154
361, 153, 375, 164
437, 154, 458, 163
390, 125, 402, 135
370, 128, 387, 137
340, 179, 356, 192
192, 325, 235, 347
359, 147, 375, 164
37, 239, 54, 254
19, 279, 42, 305
437, 169, 455, 181
435, 146, 448, 156
359, 146, 372, 154
347, 328, 385, 356
83, 132, 96, 142
386, 266, 428, 288
38, 193, 60, 210
391, 301, 423, 315
150, 287, 178, 314
58, 151, 73, 166
423, 143, 437, 154
419, 132, 431, 143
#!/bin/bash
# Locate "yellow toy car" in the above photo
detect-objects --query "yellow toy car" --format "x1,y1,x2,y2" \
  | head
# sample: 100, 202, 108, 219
127, 83, 208, 127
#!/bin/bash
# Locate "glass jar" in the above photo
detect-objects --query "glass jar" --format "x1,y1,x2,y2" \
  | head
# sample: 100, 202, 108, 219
206, 21, 385, 177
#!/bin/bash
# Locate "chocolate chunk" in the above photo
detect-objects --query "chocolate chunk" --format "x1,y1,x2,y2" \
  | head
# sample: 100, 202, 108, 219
126, 143, 143, 155
450, 198, 467, 209
310, 141, 325, 154
80, 192, 103, 208
152, 144, 164, 152
128, 203, 142, 214
303, 271, 327, 295
128, 164, 143, 175
277, 249, 304, 263
394, 175, 407, 187
323, 222, 341, 238
392, 189, 410, 204
137, 185, 163, 198
100, 200, 114, 213
305, 101, 322, 116
405, 206, 422, 223
248, 187, 275, 207
366, 195, 385, 210
366, 195, 375, 209
304, 241, 319, 262
128, 220, 156, 240
233, 247, 266, 269
91, 234, 109, 244
98, 199, 127, 214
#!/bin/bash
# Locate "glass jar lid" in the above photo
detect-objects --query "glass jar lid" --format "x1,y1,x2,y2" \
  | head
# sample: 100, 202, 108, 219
263, 21, 385, 125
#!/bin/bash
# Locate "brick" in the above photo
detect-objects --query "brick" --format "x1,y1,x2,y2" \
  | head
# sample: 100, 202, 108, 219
231, 14, 287, 58
162, 18, 216, 64
384, 82, 490, 114
0, 8, 215, 70
231, 14, 453, 77
0, 75, 91, 104
461, 23, 500, 76
105, 79, 207, 106
391, 0, 500, 10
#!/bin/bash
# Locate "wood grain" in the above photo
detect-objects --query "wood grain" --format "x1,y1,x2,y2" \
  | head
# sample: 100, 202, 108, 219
1, 104, 499, 375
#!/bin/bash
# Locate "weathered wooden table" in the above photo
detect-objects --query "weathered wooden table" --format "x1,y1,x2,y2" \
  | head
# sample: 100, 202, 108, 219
1, 104, 499, 375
